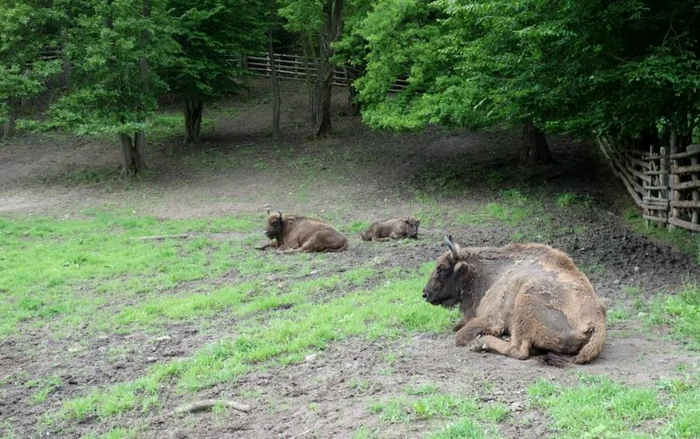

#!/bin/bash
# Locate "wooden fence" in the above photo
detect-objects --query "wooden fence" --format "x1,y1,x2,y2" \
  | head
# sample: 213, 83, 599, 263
598, 137, 700, 232
244, 53, 409, 93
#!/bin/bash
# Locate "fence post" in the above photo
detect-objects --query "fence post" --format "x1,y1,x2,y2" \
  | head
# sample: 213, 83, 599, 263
659, 147, 669, 227
689, 144, 700, 227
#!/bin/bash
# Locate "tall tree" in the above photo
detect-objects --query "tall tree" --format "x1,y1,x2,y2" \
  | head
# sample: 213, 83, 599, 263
48, 0, 176, 176
280, 0, 344, 138
162, 0, 265, 144
0, 0, 61, 139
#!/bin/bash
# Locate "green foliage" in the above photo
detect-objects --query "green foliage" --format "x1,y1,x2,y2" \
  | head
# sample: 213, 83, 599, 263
47, 0, 177, 136
0, 1, 62, 124
354, 0, 700, 139
161, 0, 265, 101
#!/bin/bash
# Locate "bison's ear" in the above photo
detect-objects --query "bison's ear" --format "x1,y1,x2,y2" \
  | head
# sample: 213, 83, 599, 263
453, 261, 469, 273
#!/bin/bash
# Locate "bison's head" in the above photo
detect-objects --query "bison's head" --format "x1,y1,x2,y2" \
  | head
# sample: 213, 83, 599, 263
265, 211, 284, 239
422, 235, 470, 307
406, 217, 420, 239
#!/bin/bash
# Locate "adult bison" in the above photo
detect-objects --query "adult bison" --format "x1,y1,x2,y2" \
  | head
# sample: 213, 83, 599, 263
361, 216, 420, 241
257, 211, 348, 253
422, 235, 607, 365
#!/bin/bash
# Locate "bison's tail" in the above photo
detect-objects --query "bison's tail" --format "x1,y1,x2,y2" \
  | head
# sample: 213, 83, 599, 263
537, 353, 571, 368
573, 319, 606, 364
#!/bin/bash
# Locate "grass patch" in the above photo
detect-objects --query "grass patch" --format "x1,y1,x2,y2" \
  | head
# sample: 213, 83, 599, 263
556, 192, 593, 209
529, 374, 700, 439
428, 419, 493, 439
367, 392, 505, 438
623, 207, 700, 263
646, 284, 700, 350
607, 306, 631, 328
149, 112, 214, 143
27, 375, 62, 404
47, 262, 455, 424
368, 394, 479, 423
81, 427, 140, 439
0, 212, 261, 336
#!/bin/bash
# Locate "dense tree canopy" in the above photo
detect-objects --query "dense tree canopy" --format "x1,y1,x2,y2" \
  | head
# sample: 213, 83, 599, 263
354, 0, 700, 149
0, 0, 62, 138
2, 0, 699, 171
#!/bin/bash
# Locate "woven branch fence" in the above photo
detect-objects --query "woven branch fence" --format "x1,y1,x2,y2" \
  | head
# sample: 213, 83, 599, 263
244, 53, 408, 93
598, 137, 700, 232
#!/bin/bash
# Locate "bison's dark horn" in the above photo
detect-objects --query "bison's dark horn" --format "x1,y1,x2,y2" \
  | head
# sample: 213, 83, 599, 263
267, 209, 271, 215
444, 234, 459, 258
277, 210, 283, 219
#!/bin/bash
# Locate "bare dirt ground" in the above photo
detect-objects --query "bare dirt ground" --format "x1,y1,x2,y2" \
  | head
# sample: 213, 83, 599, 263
1, 79, 699, 439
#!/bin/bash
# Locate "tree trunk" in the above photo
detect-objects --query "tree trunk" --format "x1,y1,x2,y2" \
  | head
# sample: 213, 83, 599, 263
268, 11, 280, 137
120, 134, 135, 177
2, 98, 18, 139
183, 98, 203, 144
119, 133, 146, 177
311, 0, 344, 139
345, 66, 362, 117
126, 0, 151, 174
521, 120, 554, 164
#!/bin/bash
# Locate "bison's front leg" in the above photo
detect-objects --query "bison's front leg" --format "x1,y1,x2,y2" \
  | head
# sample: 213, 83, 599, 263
255, 240, 278, 250
455, 317, 491, 346
276, 241, 301, 253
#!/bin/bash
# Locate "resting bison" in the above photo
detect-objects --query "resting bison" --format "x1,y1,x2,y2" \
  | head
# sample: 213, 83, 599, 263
423, 235, 606, 365
258, 211, 348, 253
361, 216, 420, 241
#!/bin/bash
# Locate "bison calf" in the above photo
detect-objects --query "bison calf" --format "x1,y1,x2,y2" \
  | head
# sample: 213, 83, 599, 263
423, 235, 607, 365
360, 216, 420, 241
258, 211, 348, 254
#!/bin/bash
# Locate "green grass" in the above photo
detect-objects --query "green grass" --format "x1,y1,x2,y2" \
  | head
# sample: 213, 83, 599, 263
368, 394, 479, 423
428, 419, 493, 439
556, 192, 594, 208
27, 375, 62, 404
46, 261, 455, 424
607, 306, 631, 327
646, 284, 700, 349
529, 374, 700, 439
366, 391, 506, 438
623, 207, 700, 263
149, 112, 214, 143
0, 211, 261, 337
80, 427, 140, 439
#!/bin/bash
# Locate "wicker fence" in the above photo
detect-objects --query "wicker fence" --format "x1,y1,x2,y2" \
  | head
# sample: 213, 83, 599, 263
244, 53, 408, 93
598, 137, 700, 232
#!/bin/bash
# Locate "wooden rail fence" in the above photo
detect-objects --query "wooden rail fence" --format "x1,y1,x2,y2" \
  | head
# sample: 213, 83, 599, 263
598, 137, 700, 232
244, 53, 408, 93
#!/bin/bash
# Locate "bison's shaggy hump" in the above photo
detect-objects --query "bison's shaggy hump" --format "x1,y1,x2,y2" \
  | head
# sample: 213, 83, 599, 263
258, 211, 348, 254
361, 216, 420, 241
423, 236, 607, 365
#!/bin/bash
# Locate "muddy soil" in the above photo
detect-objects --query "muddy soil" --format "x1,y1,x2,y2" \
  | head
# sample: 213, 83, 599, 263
0, 79, 698, 439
